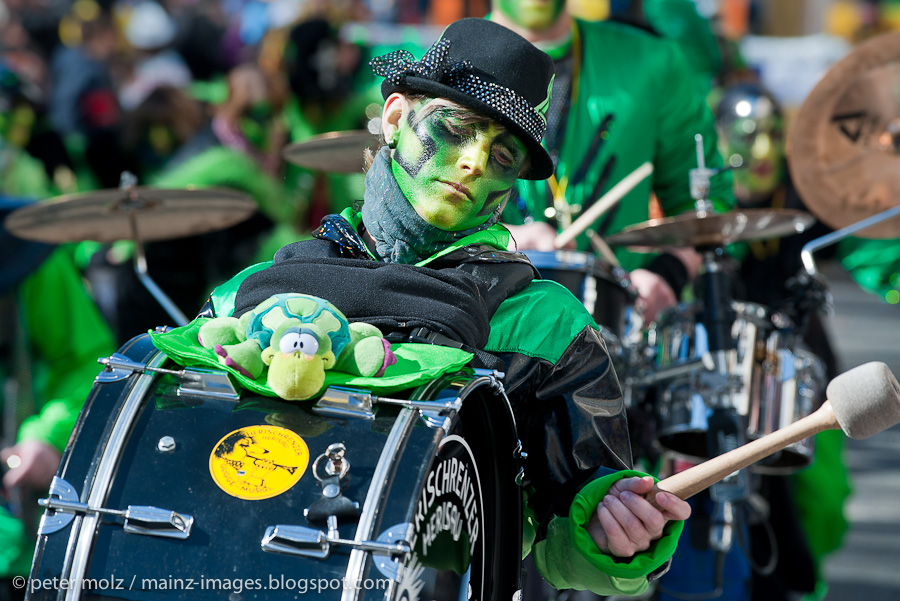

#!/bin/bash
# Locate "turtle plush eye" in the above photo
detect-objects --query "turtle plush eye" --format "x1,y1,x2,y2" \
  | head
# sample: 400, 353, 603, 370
279, 331, 319, 356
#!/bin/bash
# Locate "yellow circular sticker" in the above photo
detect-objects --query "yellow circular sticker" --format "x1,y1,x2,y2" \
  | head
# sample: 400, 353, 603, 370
209, 426, 309, 500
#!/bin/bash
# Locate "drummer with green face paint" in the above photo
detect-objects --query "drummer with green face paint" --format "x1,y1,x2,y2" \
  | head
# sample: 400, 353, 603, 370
208, 18, 689, 594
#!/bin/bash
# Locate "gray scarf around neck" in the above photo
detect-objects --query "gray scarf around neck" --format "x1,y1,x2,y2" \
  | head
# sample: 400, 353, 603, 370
361, 147, 500, 264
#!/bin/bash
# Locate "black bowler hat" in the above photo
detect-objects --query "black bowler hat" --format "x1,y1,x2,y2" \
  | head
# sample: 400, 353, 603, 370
370, 18, 555, 180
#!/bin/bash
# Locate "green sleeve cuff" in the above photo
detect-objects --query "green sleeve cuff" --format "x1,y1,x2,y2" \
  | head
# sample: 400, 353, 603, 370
569, 469, 685, 579
17, 400, 78, 452
534, 516, 650, 596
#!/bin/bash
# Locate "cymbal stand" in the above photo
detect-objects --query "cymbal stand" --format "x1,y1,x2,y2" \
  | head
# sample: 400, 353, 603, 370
120, 172, 189, 327
690, 136, 749, 557
690, 134, 717, 216
688, 134, 738, 386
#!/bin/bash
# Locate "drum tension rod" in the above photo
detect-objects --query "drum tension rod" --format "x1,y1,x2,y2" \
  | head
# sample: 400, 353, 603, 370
96, 353, 239, 400
38, 477, 194, 539
261, 523, 410, 560
314, 386, 464, 420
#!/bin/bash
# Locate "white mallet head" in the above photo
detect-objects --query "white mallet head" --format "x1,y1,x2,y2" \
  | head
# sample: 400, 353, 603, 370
826, 361, 900, 439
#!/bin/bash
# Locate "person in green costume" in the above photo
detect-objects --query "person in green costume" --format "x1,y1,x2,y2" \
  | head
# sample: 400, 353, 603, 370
609, 0, 723, 95
279, 18, 384, 232
0, 198, 115, 601
490, 0, 734, 323
717, 82, 850, 601
201, 19, 691, 594
652, 80, 852, 601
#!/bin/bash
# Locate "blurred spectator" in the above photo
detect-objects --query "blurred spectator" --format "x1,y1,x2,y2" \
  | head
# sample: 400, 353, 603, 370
48, 8, 117, 139
118, 0, 193, 111
0, 62, 54, 198
166, 0, 232, 81
280, 17, 382, 230
121, 84, 206, 181
48, 6, 129, 189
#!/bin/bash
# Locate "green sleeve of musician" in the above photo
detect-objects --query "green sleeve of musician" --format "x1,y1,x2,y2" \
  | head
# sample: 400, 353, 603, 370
531, 518, 650, 597
834, 236, 900, 303
16, 249, 116, 452
524, 470, 683, 595
790, 430, 852, 569
642, 0, 722, 95
522, 470, 684, 596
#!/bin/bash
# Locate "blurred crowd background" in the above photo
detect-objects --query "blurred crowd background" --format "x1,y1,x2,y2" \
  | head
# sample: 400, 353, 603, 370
0, 3, 898, 600
0, 0, 897, 344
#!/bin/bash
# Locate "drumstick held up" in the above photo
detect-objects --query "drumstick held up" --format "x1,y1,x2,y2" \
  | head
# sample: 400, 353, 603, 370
555, 161, 654, 249
650, 361, 900, 503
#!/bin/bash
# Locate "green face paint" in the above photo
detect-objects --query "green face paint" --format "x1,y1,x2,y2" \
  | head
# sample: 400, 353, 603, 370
391, 102, 527, 231
719, 113, 785, 205
497, 0, 566, 31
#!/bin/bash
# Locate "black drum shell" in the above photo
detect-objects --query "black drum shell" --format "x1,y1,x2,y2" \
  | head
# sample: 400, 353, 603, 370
28, 334, 522, 600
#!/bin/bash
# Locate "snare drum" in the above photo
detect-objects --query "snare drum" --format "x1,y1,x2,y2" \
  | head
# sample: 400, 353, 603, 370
523, 250, 636, 338
29, 334, 523, 601
652, 302, 823, 473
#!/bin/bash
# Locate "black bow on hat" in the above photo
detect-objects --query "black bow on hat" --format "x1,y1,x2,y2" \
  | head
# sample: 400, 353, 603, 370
370, 18, 555, 180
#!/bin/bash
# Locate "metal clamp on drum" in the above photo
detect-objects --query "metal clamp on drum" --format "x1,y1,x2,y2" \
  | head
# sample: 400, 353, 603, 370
261, 523, 410, 560
38, 476, 194, 539
313, 384, 474, 420
305, 443, 360, 525
96, 353, 239, 400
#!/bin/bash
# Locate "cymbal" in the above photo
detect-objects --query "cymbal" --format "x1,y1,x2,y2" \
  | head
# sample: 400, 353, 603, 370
605, 209, 815, 248
281, 130, 381, 173
4, 187, 257, 244
789, 31, 900, 239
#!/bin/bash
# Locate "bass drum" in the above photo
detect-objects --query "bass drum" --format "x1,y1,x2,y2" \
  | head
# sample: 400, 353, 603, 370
28, 334, 523, 601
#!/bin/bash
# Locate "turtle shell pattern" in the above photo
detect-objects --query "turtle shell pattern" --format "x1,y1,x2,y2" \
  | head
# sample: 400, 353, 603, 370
243, 293, 352, 356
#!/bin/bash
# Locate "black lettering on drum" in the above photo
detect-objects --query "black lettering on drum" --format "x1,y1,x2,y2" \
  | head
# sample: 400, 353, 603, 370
412, 435, 483, 560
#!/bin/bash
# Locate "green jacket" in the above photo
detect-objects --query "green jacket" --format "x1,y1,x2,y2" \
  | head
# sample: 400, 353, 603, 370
835, 236, 900, 303
507, 20, 733, 271
1, 249, 115, 577
207, 208, 683, 595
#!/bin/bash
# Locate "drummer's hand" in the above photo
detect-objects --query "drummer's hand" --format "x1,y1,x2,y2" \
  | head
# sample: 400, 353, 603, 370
1, 440, 61, 491
505, 222, 573, 251
587, 476, 691, 558
630, 269, 677, 323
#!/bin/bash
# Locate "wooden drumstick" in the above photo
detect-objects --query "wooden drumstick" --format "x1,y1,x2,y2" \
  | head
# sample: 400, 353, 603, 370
554, 162, 654, 249
651, 361, 900, 502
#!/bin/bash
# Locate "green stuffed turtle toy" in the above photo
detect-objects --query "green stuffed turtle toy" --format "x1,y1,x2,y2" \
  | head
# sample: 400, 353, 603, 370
198, 293, 396, 400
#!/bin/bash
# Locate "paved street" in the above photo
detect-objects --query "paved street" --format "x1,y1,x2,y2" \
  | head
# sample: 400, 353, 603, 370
819, 260, 900, 601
